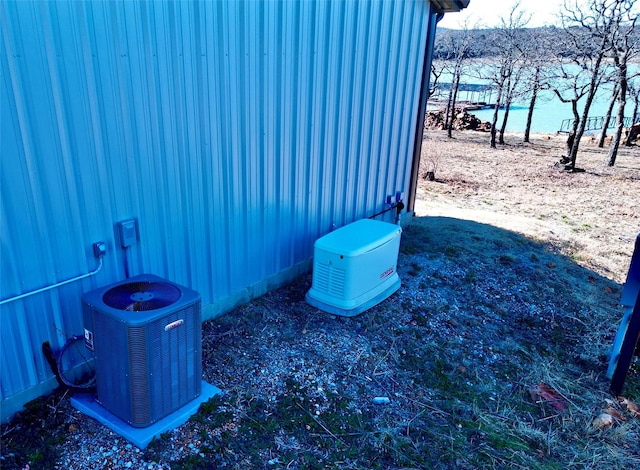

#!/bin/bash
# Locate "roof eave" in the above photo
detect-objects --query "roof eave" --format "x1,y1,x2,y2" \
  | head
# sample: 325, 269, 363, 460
429, 0, 470, 13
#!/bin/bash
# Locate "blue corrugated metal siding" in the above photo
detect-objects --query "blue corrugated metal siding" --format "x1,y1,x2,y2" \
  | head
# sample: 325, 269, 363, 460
0, 0, 434, 417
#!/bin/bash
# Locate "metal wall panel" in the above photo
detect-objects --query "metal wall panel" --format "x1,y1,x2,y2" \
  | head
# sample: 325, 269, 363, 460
0, 0, 434, 415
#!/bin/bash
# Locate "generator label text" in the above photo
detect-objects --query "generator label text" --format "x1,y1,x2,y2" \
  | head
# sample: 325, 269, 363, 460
380, 267, 394, 279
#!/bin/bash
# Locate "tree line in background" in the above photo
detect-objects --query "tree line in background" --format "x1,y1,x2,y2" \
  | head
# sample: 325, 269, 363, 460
432, 0, 639, 170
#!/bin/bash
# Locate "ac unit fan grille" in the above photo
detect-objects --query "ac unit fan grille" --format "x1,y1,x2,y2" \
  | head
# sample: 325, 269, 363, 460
102, 281, 181, 311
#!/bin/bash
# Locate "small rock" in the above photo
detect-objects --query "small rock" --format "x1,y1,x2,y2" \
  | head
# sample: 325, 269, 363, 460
592, 412, 614, 429
372, 397, 391, 405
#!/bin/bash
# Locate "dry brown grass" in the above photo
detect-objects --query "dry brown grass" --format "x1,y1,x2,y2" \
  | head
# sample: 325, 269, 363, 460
416, 130, 640, 283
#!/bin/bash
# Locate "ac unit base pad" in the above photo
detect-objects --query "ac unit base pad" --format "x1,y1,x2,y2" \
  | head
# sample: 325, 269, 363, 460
71, 381, 221, 449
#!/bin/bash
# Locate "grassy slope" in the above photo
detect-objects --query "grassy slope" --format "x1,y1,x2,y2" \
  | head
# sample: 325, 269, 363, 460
2, 130, 639, 469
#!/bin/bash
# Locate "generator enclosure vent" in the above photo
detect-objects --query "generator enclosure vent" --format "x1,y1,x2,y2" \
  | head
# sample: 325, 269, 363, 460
82, 274, 202, 427
306, 219, 402, 316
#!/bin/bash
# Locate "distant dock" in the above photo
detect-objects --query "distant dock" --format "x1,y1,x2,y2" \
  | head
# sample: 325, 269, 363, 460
429, 82, 498, 110
427, 100, 498, 111
557, 116, 634, 133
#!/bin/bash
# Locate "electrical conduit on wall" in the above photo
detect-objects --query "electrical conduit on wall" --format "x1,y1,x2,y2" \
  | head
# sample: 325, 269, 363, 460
0, 243, 106, 306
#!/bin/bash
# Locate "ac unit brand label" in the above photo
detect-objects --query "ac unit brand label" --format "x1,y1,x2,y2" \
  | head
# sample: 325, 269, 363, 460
380, 267, 395, 279
164, 319, 184, 331
84, 328, 94, 351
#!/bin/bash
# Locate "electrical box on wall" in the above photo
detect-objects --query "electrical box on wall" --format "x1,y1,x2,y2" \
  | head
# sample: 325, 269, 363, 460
306, 219, 402, 317
117, 219, 138, 248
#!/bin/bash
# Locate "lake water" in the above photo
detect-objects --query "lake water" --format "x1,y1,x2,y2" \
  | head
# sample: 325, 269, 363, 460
431, 66, 638, 135
467, 89, 634, 134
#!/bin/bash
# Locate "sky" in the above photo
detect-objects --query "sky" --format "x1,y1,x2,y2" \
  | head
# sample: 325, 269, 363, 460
437, 0, 565, 29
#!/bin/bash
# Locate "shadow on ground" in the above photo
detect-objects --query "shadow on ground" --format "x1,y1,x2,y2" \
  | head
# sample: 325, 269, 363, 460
2, 216, 639, 469
169, 216, 639, 469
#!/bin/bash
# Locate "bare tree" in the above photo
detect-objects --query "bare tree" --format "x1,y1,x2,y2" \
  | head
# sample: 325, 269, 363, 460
523, 64, 543, 143
436, 23, 475, 137
554, 0, 624, 171
498, 61, 528, 144
630, 79, 640, 122
625, 79, 640, 146
445, 59, 463, 137
598, 83, 619, 147
483, 3, 530, 148
429, 62, 444, 97
521, 29, 555, 143
606, 0, 639, 166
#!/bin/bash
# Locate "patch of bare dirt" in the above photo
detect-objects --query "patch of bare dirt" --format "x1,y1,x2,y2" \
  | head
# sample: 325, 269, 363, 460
417, 130, 640, 283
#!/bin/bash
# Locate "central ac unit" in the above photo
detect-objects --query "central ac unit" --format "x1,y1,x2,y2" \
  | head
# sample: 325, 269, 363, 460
82, 274, 202, 428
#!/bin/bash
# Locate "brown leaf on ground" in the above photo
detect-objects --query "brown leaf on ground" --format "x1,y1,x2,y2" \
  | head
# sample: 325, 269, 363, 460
603, 407, 626, 421
618, 397, 640, 418
529, 382, 568, 413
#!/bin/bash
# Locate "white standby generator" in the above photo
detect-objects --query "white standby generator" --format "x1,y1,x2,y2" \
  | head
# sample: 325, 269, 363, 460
306, 219, 402, 316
